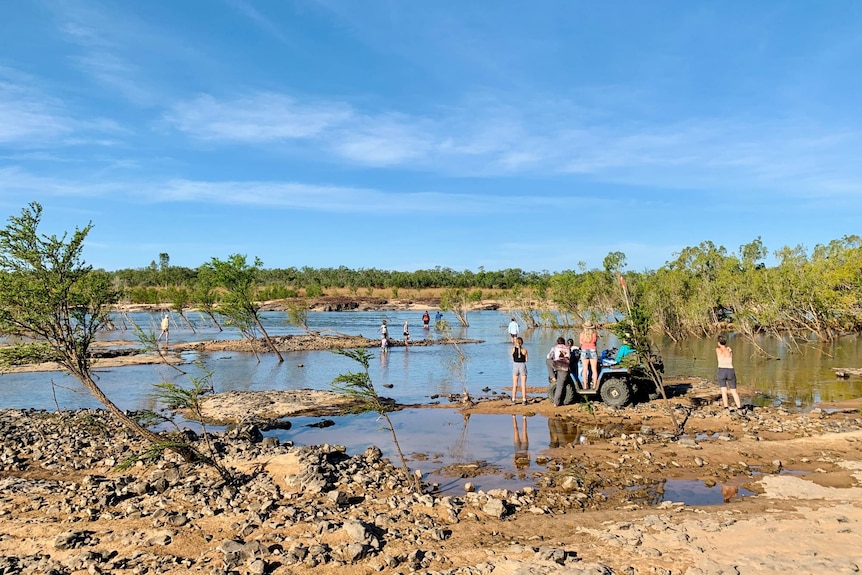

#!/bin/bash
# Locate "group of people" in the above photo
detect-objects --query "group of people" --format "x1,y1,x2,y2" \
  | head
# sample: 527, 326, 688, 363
378, 311, 445, 351
509, 317, 601, 406
508, 317, 743, 410
543, 323, 601, 406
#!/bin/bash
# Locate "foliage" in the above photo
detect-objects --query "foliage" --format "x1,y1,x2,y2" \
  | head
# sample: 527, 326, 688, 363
285, 299, 309, 331
49, 228, 862, 343
434, 319, 471, 400
0, 202, 203, 465
120, 366, 234, 481
0, 203, 116, 379
0, 342, 57, 367
440, 287, 480, 327
203, 254, 284, 362
610, 299, 682, 434
256, 284, 297, 300
330, 348, 421, 492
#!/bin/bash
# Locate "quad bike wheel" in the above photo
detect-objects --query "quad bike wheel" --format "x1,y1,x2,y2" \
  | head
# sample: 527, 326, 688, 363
600, 377, 632, 408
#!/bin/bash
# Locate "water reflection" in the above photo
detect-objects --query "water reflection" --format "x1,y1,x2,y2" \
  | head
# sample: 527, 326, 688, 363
512, 415, 530, 469
548, 417, 588, 448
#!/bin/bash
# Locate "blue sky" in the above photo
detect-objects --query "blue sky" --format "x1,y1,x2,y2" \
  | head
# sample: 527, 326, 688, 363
1, 1, 861, 274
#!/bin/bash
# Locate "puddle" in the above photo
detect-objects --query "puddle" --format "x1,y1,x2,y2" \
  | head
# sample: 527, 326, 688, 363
266, 409, 756, 505
626, 478, 754, 506
661, 479, 753, 505
267, 409, 584, 494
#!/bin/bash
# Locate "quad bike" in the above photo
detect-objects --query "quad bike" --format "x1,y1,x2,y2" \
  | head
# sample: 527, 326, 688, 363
548, 347, 664, 408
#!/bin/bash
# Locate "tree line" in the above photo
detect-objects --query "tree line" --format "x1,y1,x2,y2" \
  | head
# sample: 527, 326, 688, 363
104, 235, 862, 344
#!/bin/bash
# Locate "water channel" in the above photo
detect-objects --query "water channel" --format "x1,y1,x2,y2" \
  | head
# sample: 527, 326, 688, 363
2, 309, 860, 500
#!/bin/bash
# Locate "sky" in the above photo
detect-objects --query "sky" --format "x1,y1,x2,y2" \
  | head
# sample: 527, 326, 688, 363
1, 1, 861, 274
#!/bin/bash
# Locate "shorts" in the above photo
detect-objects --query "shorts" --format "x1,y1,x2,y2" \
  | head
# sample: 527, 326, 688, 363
403, 332, 409, 337
581, 349, 597, 360
717, 367, 737, 389
512, 363, 527, 377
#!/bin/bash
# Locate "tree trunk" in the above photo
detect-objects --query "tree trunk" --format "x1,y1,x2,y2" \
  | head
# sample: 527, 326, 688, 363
253, 313, 284, 362
70, 367, 199, 463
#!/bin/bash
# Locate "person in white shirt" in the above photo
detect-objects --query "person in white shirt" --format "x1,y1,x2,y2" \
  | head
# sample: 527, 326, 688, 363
507, 318, 519, 344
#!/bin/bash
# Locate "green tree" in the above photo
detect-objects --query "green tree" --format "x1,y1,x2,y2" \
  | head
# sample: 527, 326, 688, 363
440, 287, 479, 327
193, 264, 223, 331
330, 348, 421, 492
0, 203, 202, 462
203, 254, 284, 362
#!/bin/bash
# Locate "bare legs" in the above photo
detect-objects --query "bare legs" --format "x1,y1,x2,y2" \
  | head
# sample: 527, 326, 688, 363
512, 369, 527, 403
582, 357, 598, 389
721, 386, 742, 408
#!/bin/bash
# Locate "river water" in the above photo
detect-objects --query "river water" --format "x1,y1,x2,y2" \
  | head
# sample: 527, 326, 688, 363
2, 309, 860, 496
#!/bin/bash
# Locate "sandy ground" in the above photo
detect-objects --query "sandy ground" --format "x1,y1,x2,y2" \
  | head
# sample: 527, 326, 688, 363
2, 385, 862, 575
3, 304, 862, 573
2, 392, 861, 574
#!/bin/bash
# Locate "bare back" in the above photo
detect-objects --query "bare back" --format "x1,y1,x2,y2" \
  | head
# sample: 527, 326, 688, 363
716, 345, 733, 369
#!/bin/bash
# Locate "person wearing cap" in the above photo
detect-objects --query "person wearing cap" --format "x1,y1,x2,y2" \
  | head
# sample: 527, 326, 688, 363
579, 321, 599, 389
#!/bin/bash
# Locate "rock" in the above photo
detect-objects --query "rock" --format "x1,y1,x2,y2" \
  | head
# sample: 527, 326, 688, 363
482, 498, 507, 519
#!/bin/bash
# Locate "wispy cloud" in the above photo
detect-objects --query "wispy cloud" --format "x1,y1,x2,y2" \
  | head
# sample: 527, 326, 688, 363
156, 179, 539, 214
0, 167, 119, 198
0, 76, 74, 145
50, 3, 161, 106
225, 0, 292, 44
162, 88, 862, 197
165, 93, 352, 142
0, 167, 568, 214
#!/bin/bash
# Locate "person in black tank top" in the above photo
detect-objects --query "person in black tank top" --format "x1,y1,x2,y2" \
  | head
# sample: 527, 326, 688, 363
511, 337, 529, 404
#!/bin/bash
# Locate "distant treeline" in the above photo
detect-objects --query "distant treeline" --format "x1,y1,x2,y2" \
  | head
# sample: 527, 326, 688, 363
108, 235, 862, 343
112, 260, 545, 300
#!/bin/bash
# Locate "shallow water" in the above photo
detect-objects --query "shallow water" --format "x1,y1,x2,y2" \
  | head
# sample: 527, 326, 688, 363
2, 310, 861, 500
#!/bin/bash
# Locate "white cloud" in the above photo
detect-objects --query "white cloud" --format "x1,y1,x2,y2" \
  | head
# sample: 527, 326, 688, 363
165, 93, 353, 142
156, 179, 530, 214
159, 88, 862, 198
0, 81, 73, 145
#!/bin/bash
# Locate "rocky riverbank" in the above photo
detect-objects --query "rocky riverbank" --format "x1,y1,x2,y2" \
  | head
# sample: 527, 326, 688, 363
1, 393, 862, 575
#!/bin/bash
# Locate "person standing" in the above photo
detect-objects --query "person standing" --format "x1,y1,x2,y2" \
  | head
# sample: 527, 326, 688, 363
422, 311, 430, 329
507, 317, 519, 344
403, 320, 410, 347
511, 337, 528, 404
550, 337, 570, 407
716, 335, 742, 409
567, 338, 581, 388
158, 313, 170, 348
579, 322, 599, 390
379, 320, 389, 351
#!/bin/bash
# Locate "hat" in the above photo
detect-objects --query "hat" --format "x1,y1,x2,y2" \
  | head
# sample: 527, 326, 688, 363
583, 321, 595, 329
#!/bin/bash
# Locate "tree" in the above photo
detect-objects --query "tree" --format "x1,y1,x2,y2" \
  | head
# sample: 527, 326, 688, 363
193, 264, 223, 331
440, 287, 479, 327
0, 202, 204, 462
203, 254, 284, 362
330, 348, 421, 492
